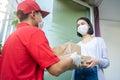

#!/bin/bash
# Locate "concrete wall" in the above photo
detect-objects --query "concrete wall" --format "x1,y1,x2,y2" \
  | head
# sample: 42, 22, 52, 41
100, 20, 120, 80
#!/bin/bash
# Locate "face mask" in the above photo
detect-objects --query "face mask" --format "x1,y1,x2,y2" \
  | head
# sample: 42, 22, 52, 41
77, 25, 89, 35
38, 21, 44, 29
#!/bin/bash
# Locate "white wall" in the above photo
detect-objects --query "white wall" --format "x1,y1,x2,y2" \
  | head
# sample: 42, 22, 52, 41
99, 0, 120, 79
100, 20, 120, 80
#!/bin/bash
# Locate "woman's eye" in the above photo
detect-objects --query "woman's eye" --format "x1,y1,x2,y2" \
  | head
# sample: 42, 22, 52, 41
81, 23, 85, 25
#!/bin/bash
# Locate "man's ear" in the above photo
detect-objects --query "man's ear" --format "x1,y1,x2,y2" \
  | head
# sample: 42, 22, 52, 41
30, 11, 36, 19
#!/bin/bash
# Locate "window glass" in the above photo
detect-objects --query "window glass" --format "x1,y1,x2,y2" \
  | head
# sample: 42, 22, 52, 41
0, 0, 8, 42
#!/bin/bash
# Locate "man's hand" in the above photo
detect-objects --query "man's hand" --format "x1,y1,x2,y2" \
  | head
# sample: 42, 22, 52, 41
70, 52, 81, 67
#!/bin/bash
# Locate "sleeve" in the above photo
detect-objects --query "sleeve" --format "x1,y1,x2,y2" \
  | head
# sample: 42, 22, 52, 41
97, 37, 110, 68
27, 30, 60, 69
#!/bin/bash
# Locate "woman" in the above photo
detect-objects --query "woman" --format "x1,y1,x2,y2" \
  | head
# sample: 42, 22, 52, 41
72, 17, 110, 80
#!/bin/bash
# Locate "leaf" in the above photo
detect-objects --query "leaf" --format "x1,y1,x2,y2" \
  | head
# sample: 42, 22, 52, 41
11, 11, 19, 27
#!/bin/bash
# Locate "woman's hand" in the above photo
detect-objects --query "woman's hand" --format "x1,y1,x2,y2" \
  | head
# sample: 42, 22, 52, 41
87, 57, 99, 68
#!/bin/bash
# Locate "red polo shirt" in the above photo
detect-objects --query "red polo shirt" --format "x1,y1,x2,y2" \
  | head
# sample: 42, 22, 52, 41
0, 22, 59, 80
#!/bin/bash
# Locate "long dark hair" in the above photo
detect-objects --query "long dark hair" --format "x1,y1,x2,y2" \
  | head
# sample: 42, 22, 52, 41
76, 17, 94, 37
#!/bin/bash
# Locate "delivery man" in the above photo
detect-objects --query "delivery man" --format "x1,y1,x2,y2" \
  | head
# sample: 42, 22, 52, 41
0, 0, 81, 80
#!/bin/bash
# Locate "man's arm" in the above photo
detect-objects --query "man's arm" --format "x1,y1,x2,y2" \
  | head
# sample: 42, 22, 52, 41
46, 52, 81, 76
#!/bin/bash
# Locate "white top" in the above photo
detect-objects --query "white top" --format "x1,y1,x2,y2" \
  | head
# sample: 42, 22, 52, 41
78, 37, 97, 57
75, 37, 110, 80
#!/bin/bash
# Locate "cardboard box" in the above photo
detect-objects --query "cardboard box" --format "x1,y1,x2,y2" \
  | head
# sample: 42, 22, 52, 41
52, 42, 81, 57
52, 42, 91, 69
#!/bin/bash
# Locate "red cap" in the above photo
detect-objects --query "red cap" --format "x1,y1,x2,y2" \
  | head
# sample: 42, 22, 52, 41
17, 0, 49, 18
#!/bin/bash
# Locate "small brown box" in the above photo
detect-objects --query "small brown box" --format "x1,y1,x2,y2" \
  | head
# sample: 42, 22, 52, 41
52, 42, 91, 69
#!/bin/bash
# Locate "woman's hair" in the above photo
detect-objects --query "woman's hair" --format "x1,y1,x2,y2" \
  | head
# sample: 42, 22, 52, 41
76, 17, 94, 37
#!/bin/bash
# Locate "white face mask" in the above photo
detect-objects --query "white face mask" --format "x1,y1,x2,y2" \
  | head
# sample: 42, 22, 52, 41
77, 25, 89, 35
38, 21, 44, 29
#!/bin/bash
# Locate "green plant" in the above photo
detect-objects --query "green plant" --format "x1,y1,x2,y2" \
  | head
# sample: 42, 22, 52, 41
11, 11, 19, 27
0, 0, 19, 27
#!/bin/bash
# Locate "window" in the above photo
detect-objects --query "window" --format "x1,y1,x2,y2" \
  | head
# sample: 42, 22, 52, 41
0, 0, 20, 44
